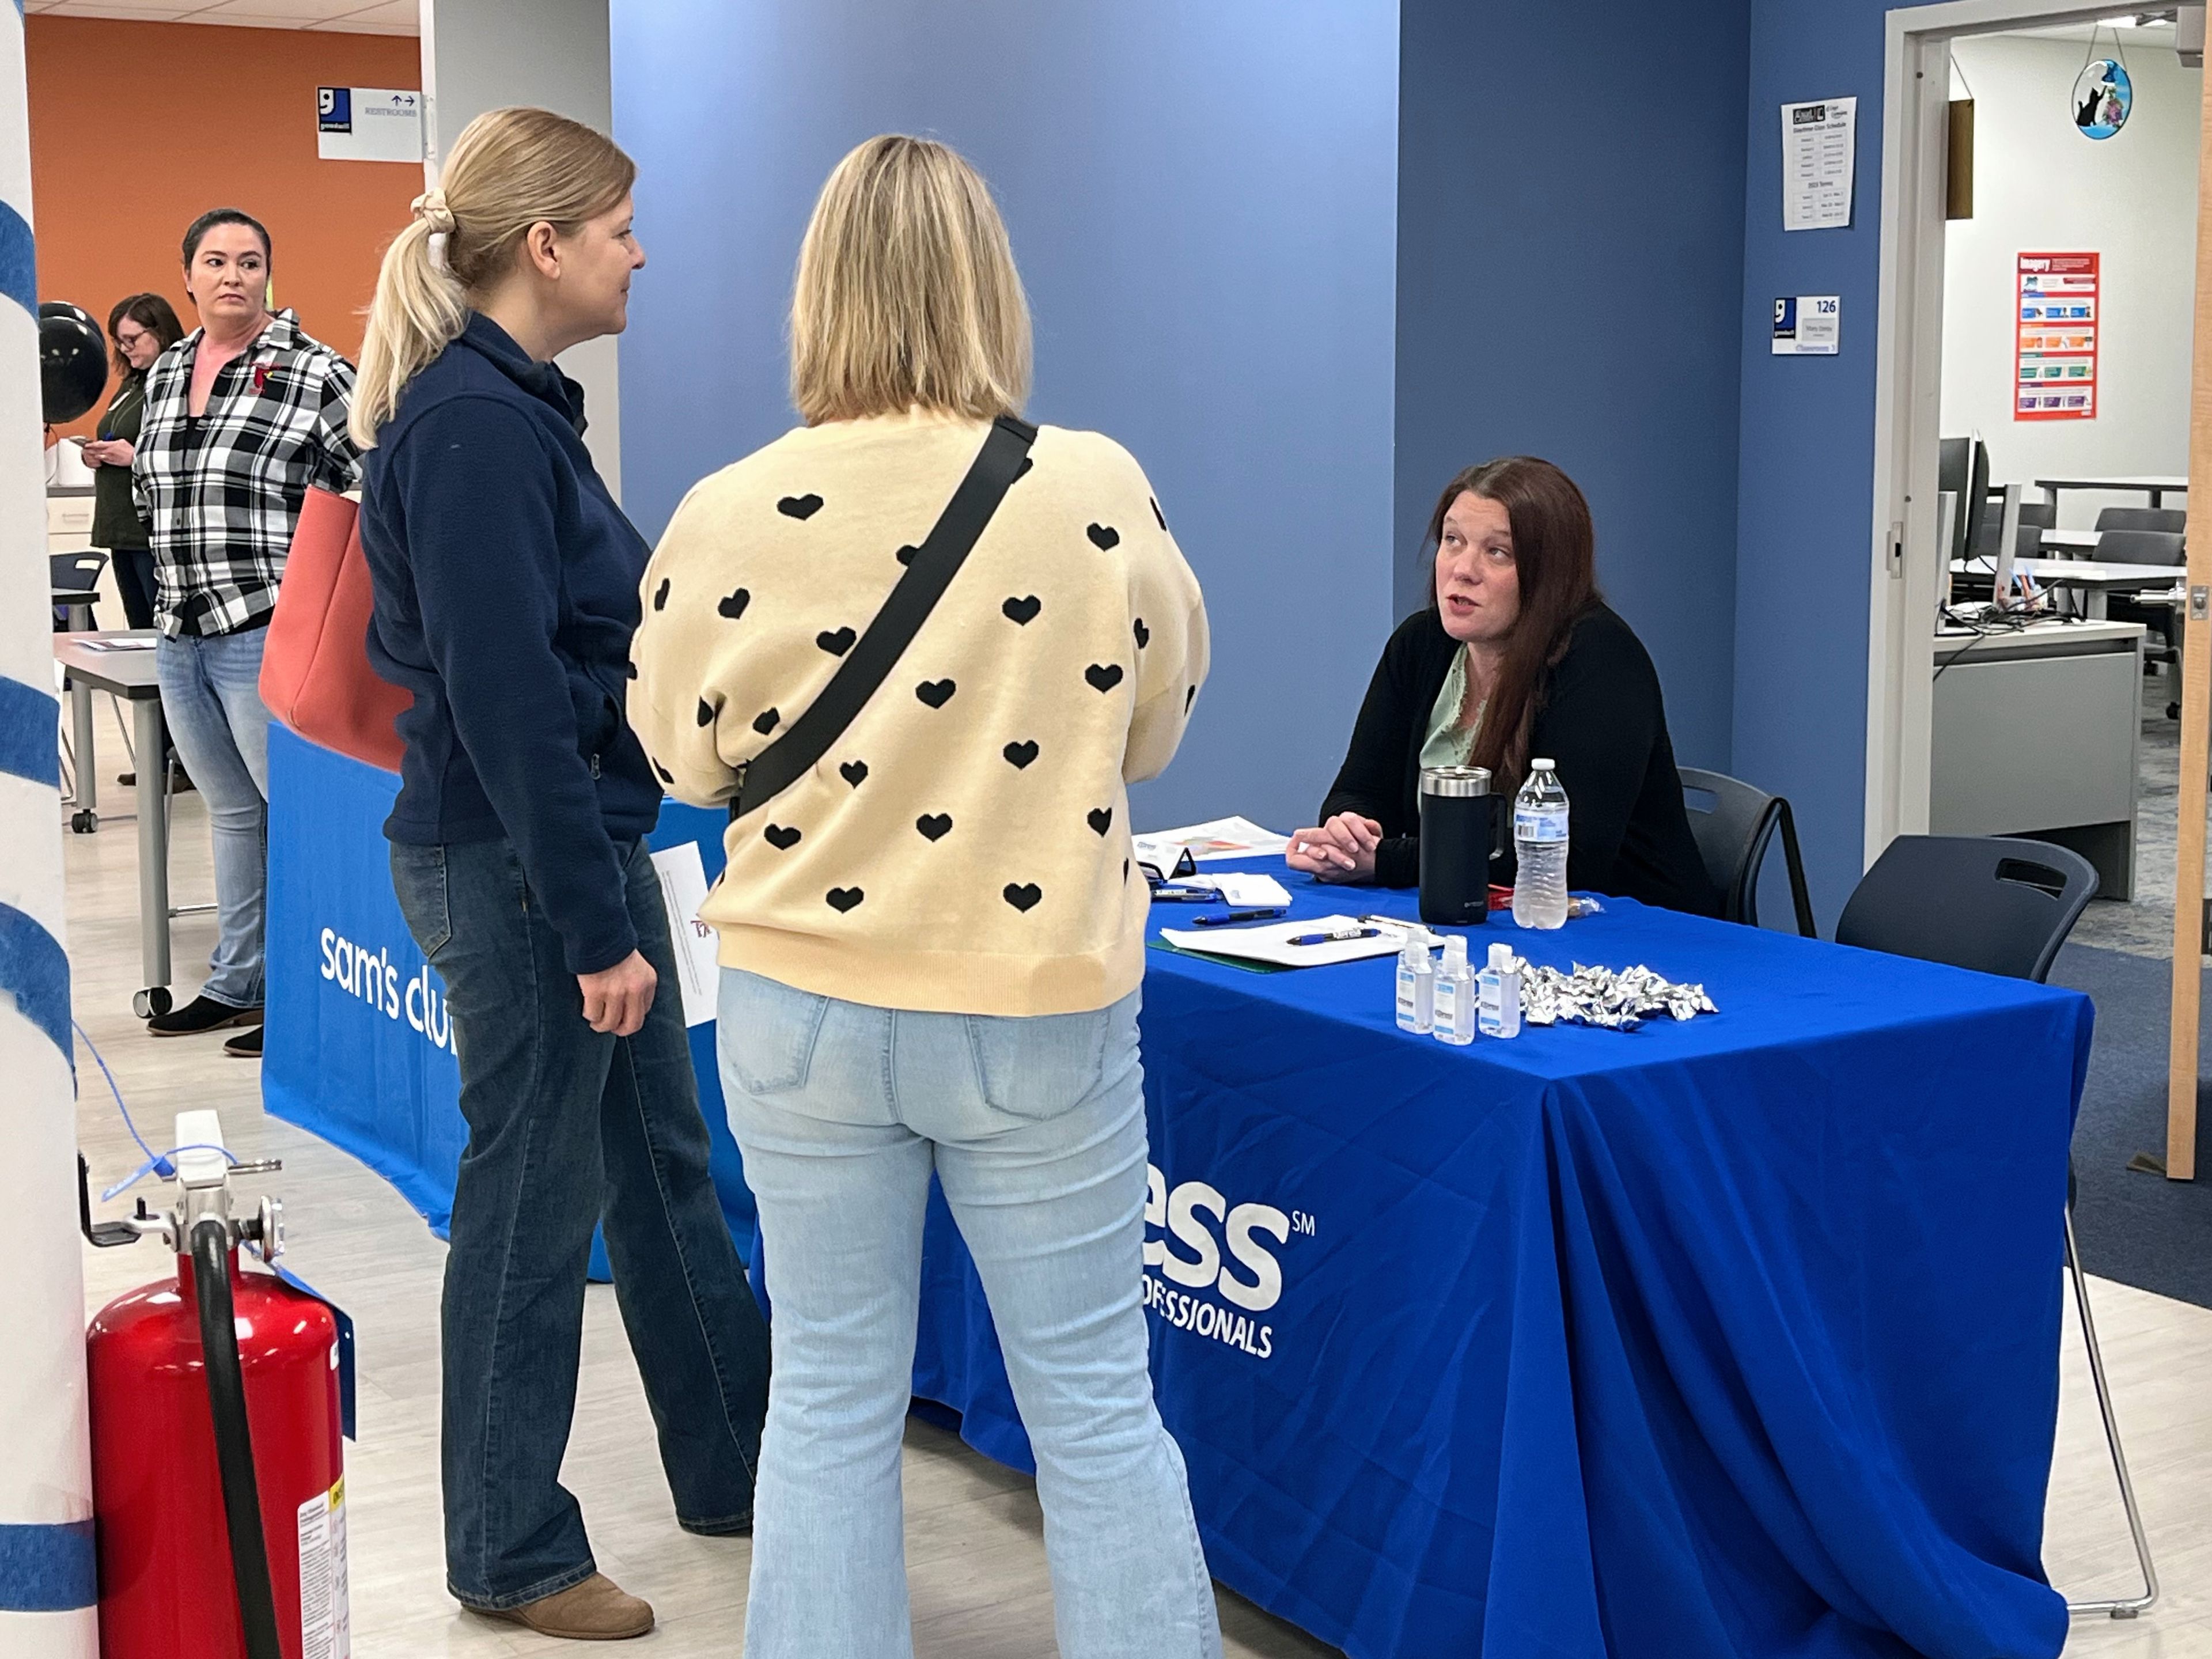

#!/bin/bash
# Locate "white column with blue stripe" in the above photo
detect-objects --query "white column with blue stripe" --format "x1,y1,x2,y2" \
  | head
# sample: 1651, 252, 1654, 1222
0, 2, 97, 1654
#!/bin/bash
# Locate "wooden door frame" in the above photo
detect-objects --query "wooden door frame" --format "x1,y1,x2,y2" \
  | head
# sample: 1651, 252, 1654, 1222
1871, 0, 2208, 1177
2168, 65, 2212, 1180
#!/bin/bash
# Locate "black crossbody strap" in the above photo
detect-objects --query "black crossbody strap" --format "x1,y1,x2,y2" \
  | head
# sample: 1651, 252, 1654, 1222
732, 414, 1037, 821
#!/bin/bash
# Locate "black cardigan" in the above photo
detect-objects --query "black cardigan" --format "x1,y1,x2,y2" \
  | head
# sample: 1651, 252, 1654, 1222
1318, 604, 1719, 915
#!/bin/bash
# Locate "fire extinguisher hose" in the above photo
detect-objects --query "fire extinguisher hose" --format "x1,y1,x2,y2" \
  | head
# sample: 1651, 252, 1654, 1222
191, 1216, 286, 1659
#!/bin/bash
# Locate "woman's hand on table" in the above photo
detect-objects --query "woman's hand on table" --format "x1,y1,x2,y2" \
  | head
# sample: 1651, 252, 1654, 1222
1286, 813, 1380, 883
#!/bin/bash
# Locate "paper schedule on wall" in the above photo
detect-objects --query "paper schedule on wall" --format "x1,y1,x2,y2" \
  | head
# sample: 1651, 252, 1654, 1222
1781, 97, 1855, 230
2015, 252, 2098, 421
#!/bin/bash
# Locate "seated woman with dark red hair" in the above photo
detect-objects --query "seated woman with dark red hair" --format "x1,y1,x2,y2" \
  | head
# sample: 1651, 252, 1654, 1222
1288, 456, 1718, 916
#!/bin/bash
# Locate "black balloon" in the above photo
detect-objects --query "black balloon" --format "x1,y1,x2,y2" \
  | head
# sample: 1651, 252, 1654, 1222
39, 301, 108, 425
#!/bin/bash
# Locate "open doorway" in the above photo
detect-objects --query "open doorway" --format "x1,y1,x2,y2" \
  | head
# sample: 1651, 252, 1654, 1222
1870, 3, 2200, 931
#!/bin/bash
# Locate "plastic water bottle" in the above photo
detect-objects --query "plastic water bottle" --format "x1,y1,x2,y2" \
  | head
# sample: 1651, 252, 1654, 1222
1512, 760, 1570, 930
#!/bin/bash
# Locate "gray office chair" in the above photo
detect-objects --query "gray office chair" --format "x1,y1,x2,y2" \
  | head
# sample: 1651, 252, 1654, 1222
2094, 506, 2186, 537
2096, 528, 2187, 706
51, 550, 105, 631
1678, 767, 1815, 936
1836, 835, 2154, 1620
1974, 495, 2053, 557
2093, 528, 2184, 567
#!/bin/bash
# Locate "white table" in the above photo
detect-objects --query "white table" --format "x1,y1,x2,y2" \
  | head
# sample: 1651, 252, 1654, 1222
1952, 556, 2181, 619
2039, 528, 2102, 557
2034, 474, 2189, 512
53, 631, 184, 1016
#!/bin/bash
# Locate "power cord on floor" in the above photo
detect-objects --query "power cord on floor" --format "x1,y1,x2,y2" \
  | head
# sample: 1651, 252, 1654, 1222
74, 1017, 236, 1200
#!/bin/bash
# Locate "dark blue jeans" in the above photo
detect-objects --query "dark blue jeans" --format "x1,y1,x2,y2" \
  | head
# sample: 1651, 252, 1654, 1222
390, 836, 771, 1611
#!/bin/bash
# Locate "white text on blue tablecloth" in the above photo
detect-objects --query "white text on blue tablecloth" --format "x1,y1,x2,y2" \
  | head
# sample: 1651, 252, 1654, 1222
319, 926, 454, 1054
1142, 1165, 1301, 1360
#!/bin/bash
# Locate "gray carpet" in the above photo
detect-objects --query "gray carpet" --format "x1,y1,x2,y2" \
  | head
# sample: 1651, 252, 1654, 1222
2051, 942, 2212, 1309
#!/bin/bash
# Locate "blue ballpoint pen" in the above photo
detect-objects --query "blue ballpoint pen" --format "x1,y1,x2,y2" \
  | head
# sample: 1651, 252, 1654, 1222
1286, 927, 1382, 947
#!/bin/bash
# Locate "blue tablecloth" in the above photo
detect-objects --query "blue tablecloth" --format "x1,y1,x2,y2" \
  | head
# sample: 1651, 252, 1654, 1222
263, 727, 2090, 1659
260, 724, 759, 1262
907, 875, 2090, 1659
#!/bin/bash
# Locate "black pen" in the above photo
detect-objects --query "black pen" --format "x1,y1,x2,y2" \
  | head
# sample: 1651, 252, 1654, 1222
1190, 907, 1289, 926
1286, 927, 1381, 946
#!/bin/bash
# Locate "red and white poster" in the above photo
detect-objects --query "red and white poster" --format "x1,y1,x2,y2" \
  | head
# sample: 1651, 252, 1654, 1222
2015, 251, 2099, 421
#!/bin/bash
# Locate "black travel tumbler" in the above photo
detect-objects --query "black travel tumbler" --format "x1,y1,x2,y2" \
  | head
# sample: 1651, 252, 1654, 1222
1419, 765, 1505, 927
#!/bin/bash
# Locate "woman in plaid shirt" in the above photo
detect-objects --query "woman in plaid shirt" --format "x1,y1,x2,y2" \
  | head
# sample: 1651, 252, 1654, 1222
131, 207, 362, 1052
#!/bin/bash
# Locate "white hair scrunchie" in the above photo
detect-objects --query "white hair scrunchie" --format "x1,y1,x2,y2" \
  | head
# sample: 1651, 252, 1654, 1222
411, 190, 457, 272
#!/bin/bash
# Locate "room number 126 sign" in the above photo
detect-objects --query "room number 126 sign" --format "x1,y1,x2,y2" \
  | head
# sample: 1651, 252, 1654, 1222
1771, 295, 1840, 355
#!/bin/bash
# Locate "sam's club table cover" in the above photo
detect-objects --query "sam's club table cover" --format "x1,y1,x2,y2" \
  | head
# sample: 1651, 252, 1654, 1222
265, 727, 2090, 1658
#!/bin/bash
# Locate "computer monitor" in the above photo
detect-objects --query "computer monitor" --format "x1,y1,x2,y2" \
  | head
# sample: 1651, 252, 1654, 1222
1937, 435, 1991, 565
1987, 482, 2024, 611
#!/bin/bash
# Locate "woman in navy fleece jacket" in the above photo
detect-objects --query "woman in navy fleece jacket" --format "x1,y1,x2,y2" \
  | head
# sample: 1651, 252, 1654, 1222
351, 108, 769, 1643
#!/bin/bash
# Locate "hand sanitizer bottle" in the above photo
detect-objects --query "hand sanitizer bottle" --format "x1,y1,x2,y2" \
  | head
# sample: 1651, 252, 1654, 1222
1395, 937, 1435, 1034
1433, 935, 1476, 1046
1478, 942, 1522, 1039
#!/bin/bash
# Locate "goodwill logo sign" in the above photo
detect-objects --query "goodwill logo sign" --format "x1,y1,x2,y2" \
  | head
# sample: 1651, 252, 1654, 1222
317, 86, 423, 164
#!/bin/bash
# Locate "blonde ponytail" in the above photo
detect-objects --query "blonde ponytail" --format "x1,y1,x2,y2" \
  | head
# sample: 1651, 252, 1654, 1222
351, 106, 637, 449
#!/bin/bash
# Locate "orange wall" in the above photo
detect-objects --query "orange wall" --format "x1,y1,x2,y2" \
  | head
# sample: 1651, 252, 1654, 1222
27, 17, 421, 435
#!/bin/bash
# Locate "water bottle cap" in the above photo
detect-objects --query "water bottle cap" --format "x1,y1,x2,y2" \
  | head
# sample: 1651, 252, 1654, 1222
1531, 759, 1555, 771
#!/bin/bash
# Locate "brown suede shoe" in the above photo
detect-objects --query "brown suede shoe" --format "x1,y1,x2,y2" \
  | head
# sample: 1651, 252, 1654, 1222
478, 1574, 654, 1641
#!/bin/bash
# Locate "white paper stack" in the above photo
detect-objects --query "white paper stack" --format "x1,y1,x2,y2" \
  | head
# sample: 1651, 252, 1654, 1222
1160, 914, 1412, 969
1132, 816, 1293, 871
1185, 873, 1293, 908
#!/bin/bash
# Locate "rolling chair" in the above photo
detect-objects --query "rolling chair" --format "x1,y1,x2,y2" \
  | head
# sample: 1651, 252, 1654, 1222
1678, 767, 1815, 936
2094, 506, 2186, 537
2092, 527, 2184, 568
2090, 529, 2188, 716
1974, 495, 2054, 559
1836, 835, 2154, 1620
51, 549, 105, 631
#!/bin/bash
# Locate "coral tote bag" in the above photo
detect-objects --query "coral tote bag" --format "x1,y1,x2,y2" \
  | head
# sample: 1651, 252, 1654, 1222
260, 487, 409, 773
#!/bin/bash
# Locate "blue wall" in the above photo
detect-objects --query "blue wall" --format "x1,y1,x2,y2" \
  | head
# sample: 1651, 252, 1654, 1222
1732, 2, 1889, 921
609, 0, 1402, 836
1393, 0, 1751, 778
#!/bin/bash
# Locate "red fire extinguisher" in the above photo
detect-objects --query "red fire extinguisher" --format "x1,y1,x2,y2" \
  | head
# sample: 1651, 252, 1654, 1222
82, 1112, 349, 1659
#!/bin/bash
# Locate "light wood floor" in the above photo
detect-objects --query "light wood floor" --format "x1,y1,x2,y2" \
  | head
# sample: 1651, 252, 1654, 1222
58, 728, 2211, 1656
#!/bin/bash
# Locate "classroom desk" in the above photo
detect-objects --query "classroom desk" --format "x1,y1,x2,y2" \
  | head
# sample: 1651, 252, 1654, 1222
2035, 474, 2189, 512
2039, 528, 2102, 557
1930, 618, 2145, 898
53, 632, 176, 1014
1953, 556, 2181, 619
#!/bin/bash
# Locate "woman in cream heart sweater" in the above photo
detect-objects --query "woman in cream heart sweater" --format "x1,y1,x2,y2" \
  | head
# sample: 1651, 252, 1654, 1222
630, 136, 1219, 1659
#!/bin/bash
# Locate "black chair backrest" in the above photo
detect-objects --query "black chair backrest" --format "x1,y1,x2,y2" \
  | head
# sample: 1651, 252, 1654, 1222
1679, 767, 1816, 937
2094, 506, 2186, 535
1835, 835, 2097, 983
50, 551, 105, 593
2092, 527, 2185, 567
1972, 494, 2051, 556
